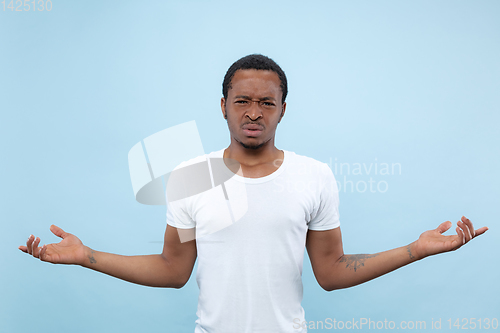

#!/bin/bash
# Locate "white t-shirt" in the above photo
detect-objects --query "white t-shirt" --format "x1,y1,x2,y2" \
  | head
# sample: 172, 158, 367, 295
166, 149, 340, 333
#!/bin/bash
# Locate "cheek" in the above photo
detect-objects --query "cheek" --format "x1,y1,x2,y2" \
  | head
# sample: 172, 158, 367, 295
226, 116, 239, 131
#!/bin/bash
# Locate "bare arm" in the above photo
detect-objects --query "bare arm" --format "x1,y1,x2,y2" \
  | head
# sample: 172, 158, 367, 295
19, 224, 197, 288
306, 216, 488, 291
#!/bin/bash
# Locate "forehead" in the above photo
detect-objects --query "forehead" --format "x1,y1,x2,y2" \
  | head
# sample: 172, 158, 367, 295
228, 69, 282, 99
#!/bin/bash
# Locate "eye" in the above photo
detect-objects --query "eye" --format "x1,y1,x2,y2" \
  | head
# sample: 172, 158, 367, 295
262, 102, 275, 107
235, 100, 248, 104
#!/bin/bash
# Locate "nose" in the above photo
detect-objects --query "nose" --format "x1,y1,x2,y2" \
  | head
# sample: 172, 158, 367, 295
246, 101, 263, 121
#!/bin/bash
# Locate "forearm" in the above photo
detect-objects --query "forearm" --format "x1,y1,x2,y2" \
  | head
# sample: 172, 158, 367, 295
323, 242, 419, 291
80, 247, 185, 288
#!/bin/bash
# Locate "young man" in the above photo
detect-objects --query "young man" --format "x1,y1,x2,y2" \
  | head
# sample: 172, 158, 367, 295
20, 54, 488, 333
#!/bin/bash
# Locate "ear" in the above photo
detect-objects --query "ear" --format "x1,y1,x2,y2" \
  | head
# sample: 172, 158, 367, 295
278, 102, 286, 123
221, 97, 227, 119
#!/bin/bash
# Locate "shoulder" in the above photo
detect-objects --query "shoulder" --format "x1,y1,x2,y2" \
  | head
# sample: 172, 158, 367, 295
287, 151, 326, 165
284, 151, 332, 177
174, 148, 225, 170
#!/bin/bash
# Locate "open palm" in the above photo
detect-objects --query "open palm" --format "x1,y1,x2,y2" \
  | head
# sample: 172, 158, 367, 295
19, 225, 87, 265
413, 216, 488, 259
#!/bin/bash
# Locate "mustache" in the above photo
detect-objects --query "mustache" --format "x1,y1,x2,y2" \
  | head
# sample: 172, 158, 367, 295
242, 122, 265, 128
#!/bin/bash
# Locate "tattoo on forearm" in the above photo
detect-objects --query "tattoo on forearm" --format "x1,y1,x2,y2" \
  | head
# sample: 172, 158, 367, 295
88, 250, 96, 264
340, 254, 379, 272
406, 245, 415, 260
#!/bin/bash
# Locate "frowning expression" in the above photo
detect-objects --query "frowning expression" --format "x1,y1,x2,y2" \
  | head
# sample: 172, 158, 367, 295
221, 69, 286, 150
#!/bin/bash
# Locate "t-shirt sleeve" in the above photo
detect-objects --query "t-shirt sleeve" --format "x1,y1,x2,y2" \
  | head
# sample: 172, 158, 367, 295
308, 164, 340, 231
166, 197, 196, 229
165, 159, 197, 229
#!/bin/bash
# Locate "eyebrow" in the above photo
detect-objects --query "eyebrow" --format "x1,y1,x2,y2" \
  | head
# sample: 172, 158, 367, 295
233, 95, 276, 101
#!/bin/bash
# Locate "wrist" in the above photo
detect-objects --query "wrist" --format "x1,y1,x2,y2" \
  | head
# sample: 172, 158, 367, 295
80, 246, 96, 267
407, 241, 424, 261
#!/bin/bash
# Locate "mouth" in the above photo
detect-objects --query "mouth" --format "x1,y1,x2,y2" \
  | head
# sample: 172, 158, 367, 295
243, 129, 263, 137
242, 124, 264, 137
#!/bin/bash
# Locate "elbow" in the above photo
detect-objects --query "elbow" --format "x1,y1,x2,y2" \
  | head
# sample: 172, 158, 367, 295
316, 276, 337, 292
166, 282, 186, 289
319, 282, 337, 292
318, 278, 355, 292
316, 274, 347, 292
322, 286, 335, 292
320, 282, 347, 292
159, 255, 192, 289
169, 275, 190, 289
160, 272, 191, 289
158, 278, 187, 289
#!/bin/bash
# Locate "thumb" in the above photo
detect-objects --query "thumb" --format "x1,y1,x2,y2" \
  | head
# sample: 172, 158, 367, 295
436, 221, 452, 234
50, 225, 68, 239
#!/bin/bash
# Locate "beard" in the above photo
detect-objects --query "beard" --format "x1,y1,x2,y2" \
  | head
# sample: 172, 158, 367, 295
238, 140, 266, 150
235, 134, 272, 150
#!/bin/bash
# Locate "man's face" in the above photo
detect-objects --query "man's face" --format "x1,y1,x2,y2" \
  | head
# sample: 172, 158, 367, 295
221, 69, 286, 150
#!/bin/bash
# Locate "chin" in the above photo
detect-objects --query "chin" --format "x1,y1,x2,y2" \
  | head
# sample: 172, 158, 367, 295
239, 141, 265, 150
236, 138, 268, 150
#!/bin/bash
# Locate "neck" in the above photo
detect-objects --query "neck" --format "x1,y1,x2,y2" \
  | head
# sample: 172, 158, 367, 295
225, 137, 282, 166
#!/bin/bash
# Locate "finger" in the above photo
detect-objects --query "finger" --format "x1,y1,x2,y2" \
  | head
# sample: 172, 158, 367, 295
474, 226, 489, 237
457, 221, 472, 243
26, 235, 34, 255
41, 245, 54, 263
50, 225, 68, 239
18, 245, 28, 253
39, 244, 48, 262
461, 216, 475, 237
456, 227, 465, 246
32, 237, 41, 258
436, 221, 452, 234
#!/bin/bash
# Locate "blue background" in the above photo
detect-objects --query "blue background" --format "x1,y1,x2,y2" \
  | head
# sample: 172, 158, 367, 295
1, 1, 499, 332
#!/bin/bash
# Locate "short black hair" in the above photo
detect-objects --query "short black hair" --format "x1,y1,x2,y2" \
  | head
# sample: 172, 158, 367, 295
222, 54, 288, 104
